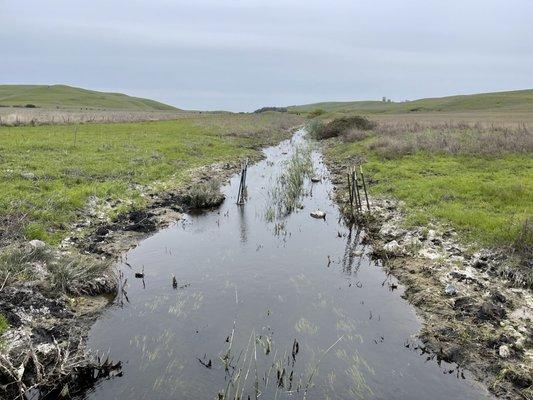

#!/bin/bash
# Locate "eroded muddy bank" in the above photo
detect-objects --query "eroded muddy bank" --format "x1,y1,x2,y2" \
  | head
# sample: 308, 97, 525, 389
325, 155, 533, 399
0, 139, 277, 399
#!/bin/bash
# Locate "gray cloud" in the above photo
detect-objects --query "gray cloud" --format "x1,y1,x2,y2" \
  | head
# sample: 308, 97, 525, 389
1, 0, 532, 110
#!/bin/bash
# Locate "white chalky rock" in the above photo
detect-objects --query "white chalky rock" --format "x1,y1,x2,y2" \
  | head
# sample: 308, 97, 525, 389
379, 225, 406, 240
383, 240, 403, 256
27, 239, 46, 251
310, 210, 326, 219
418, 248, 441, 260
498, 345, 510, 358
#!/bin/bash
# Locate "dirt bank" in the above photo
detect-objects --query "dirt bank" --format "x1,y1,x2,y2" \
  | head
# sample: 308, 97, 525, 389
324, 158, 532, 399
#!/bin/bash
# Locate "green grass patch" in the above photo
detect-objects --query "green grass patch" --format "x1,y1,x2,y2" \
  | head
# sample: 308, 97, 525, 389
0, 314, 8, 335
0, 113, 300, 245
328, 139, 533, 248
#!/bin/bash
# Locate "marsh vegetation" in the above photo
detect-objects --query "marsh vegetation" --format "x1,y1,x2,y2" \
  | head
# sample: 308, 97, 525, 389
265, 141, 313, 222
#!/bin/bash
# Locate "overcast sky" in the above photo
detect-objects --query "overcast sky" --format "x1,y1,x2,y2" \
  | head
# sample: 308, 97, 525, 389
1, 0, 532, 111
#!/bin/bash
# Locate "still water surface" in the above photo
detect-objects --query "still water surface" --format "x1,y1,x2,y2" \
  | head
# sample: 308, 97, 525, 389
86, 131, 490, 400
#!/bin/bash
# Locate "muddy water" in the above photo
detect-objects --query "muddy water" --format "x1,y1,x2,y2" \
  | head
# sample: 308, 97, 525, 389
86, 130, 490, 400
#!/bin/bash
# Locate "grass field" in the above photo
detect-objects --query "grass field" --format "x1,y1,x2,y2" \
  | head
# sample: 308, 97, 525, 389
0, 112, 301, 245
321, 116, 532, 251
290, 89, 533, 116
0, 85, 177, 111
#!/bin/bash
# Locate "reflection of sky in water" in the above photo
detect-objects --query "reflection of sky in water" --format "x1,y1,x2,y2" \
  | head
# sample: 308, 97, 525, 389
86, 131, 491, 400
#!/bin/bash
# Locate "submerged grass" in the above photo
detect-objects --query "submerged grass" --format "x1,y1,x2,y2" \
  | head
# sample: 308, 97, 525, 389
218, 325, 346, 400
266, 143, 313, 221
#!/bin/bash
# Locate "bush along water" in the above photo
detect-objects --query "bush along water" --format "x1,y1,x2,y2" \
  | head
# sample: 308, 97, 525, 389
307, 116, 376, 140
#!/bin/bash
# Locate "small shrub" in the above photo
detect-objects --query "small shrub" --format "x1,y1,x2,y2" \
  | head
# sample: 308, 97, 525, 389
313, 116, 376, 140
182, 180, 224, 209
47, 254, 109, 294
308, 108, 325, 118
306, 119, 325, 139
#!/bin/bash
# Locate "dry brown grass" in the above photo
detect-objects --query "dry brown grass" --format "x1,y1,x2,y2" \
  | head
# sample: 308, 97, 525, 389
353, 120, 533, 158
189, 112, 302, 138
0, 107, 194, 126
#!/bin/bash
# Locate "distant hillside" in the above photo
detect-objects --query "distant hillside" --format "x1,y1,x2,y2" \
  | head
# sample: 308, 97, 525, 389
0, 85, 178, 111
289, 89, 533, 115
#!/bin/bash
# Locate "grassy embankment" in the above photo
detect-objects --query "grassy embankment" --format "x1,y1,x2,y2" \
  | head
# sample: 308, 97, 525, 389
0, 112, 302, 246
301, 90, 533, 254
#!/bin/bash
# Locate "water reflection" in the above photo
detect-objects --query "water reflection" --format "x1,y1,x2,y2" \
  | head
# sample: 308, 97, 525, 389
85, 130, 491, 400
237, 205, 248, 244
342, 226, 366, 276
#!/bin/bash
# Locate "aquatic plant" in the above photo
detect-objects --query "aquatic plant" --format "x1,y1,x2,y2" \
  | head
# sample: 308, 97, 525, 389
266, 144, 313, 221
216, 325, 346, 400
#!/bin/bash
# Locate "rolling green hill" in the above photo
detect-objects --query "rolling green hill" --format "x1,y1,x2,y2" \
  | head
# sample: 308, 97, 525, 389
0, 85, 178, 111
289, 89, 533, 115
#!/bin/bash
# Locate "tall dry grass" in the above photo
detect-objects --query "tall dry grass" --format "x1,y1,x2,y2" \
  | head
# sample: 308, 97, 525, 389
350, 120, 533, 158
0, 108, 193, 126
